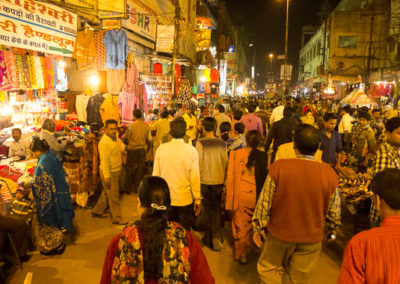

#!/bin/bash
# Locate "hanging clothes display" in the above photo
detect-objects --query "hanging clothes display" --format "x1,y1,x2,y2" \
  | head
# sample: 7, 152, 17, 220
0, 51, 10, 91
103, 29, 128, 70
210, 68, 219, 82
124, 63, 139, 94
138, 82, 148, 114
4, 51, 18, 90
86, 93, 106, 126
73, 29, 96, 70
20, 55, 32, 89
107, 69, 125, 94
33, 56, 45, 89
118, 91, 137, 124
177, 79, 191, 105
44, 56, 54, 89
99, 95, 120, 125
152, 63, 162, 74
94, 30, 107, 71
76, 94, 91, 122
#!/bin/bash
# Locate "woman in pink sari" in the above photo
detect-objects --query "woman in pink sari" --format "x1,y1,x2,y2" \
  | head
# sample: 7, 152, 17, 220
225, 130, 268, 264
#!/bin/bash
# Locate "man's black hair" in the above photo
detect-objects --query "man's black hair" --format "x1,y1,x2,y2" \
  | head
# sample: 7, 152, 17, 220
343, 105, 351, 114
105, 119, 118, 127
233, 110, 243, 121
12, 128, 22, 134
385, 117, 400, 132
133, 109, 142, 119
283, 106, 293, 119
294, 124, 320, 155
170, 117, 186, 138
217, 104, 225, 113
323, 112, 337, 122
202, 117, 217, 132
161, 110, 169, 119
372, 108, 381, 113
247, 104, 256, 113
358, 112, 371, 121
369, 168, 400, 210
234, 123, 245, 134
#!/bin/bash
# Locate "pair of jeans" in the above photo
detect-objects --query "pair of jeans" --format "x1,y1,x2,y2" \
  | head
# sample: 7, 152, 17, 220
201, 184, 223, 244
125, 148, 146, 193
170, 203, 194, 231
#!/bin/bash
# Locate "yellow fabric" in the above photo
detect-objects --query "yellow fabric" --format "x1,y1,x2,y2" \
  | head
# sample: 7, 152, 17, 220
275, 142, 322, 162
72, 30, 96, 70
100, 96, 120, 125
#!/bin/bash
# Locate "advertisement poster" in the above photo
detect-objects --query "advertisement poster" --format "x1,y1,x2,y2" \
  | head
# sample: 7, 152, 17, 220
156, 25, 174, 53
0, 0, 77, 56
122, 0, 156, 42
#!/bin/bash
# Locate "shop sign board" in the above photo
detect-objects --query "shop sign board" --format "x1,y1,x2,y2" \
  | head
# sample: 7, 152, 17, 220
280, 64, 292, 80
98, 0, 126, 19
122, 0, 156, 42
195, 29, 211, 48
0, 0, 77, 56
224, 52, 237, 79
156, 25, 174, 53
102, 19, 121, 30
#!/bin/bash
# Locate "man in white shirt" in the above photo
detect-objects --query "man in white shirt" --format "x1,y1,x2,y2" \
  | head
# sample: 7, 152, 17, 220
153, 117, 201, 230
269, 104, 285, 126
214, 104, 231, 136
338, 105, 354, 152
9, 128, 30, 159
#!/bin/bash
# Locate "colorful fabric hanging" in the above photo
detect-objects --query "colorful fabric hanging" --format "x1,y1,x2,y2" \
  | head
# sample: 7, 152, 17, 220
44, 57, 54, 89
34, 56, 44, 89
28, 55, 37, 89
4, 51, 18, 90
0, 51, 10, 91
94, 30, 107, 71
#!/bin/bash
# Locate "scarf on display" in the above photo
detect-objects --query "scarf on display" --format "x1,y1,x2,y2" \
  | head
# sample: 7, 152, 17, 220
4, 51, 18, 90
0, 51, 10, 91
34, 56, 45, 89
111, 221, 191, 283
28, 55, 38, 89
44, 57, 54, 89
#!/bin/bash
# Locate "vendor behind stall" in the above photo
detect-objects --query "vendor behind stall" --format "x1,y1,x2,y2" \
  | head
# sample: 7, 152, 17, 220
39, 119, 69, 162
9, 128, 30, 160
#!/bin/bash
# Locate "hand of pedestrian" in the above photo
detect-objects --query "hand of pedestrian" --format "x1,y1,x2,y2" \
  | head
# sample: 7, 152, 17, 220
194, 201, 201, 217
253, 230, 266, 248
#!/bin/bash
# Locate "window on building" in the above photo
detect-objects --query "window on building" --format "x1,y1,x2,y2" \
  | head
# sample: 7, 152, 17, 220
338, 36, 357, 48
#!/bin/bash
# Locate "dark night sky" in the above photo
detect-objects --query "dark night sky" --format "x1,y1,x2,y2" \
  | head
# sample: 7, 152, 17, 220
226, 0, 341, 83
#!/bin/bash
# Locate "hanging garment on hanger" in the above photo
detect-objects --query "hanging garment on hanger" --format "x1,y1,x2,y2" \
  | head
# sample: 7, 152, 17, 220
123, 63, 139, 94
177, 79, 191, 106
107, 69, 125, 94
118, 91, 137, 124
100, 95, 120, 125
86, 93, 106, 126
76, 93, 91, 122
73, 29, 96, 70
0, 51, 10, 91
4, 51, 18, 90
103, 29, 128, 70
139, 82, 148, 114
94, 30, 107, 71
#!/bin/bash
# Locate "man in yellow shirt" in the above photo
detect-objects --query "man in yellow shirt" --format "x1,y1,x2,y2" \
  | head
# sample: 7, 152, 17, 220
183, 107, 197, 145
92, 119, 127, 225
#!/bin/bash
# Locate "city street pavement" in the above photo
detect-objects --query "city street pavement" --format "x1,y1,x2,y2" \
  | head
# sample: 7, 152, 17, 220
7, 193, 350, 284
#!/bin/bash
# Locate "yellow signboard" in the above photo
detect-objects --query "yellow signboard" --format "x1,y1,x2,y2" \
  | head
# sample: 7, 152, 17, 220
98, 0, 126, 18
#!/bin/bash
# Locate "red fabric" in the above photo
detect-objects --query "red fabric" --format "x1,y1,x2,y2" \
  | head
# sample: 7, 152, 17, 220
153, 63, 163, 74
0, 165, 23, 182
338, 216, 400, 284
100, 228, 215, 284
267, 159, 338, 243
210, 69, 219, 82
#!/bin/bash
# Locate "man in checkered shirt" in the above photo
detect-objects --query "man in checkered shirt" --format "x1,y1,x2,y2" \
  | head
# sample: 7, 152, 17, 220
370, 117, 400, 223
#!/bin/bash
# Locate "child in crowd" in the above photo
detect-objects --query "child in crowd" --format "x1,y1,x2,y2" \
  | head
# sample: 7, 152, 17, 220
10, 186, 34, 224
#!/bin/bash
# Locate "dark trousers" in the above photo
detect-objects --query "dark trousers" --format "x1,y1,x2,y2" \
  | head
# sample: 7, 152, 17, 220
354, 198, 372, 234
201, 184, 223, 243
0, 216, 28, 263
170, 203, 194, 231
125, 148, 146, 193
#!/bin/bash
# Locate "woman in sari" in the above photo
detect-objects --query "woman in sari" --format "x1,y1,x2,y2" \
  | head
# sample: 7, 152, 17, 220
30, 138, 75, 257
225, 130, 268, 264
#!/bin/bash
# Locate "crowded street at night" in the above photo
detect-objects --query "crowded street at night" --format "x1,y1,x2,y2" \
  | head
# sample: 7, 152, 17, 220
1, 0, 400, 283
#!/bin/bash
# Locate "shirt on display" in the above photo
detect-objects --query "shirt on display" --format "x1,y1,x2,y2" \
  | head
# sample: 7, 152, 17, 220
103, 29, 128, 70
210, 82, 218, 95
73, 29, 96, 70
153, 63, 163, 74
205, 82, 211, 94
204, 69, 211, 81
76, 94, 91, 122
162, 63, 169, 75
198, 82, 206, 94
210, 69, 219, 82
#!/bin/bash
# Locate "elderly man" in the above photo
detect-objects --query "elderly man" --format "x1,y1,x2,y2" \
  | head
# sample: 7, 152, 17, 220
39, 119, 69, 161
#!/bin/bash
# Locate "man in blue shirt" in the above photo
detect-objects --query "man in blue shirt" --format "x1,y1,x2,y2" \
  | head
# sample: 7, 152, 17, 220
320, 112, 342, 167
